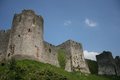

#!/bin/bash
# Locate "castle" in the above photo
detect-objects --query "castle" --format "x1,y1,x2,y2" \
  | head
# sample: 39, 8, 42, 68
0, 10, 90, 74
0, 10, 120, 76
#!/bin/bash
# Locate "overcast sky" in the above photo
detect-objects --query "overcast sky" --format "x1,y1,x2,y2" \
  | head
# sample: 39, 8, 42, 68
0, 0, 120, 60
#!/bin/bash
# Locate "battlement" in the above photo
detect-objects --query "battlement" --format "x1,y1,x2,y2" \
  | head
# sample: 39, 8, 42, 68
21, 9, 43, 20
96, 51, 113, 59
44, 41, 56, 47
57, 39, 82, 49
12, 10, 44, 28
22, 9, 35, 15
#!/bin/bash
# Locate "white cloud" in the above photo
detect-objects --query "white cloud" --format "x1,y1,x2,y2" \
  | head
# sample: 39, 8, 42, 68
85, 18, 97, 27
84, 50, 99, 61
64, 20, 72, 26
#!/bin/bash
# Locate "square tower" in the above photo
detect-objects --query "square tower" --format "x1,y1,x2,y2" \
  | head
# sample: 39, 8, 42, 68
6, 10, 44, 61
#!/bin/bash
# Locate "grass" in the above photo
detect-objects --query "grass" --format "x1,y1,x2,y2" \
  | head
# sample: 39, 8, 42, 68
0, 59, 120, 80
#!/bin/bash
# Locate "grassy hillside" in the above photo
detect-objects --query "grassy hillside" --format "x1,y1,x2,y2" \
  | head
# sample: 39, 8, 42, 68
0, 59, 120, 80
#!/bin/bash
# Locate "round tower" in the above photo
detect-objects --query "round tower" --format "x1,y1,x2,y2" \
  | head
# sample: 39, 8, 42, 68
6, 10, 44, 61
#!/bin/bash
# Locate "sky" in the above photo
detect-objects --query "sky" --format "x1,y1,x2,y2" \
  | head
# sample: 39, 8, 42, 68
0, 0, 120, 60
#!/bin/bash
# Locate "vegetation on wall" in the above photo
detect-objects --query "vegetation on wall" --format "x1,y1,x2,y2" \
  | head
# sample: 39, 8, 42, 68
57, 49, 66, 69
86, 59, 98, 74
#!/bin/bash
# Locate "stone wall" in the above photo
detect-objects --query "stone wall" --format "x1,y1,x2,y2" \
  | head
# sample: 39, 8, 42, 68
57, 40, 90, 73
96, 51, 116, 75
6, 10, 44, 61
0, 30, 10, 62
43, 41, 59, 67
57, 40, 72, 72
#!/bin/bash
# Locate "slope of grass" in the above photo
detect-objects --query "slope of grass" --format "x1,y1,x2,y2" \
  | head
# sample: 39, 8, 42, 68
0, 59, 120, 80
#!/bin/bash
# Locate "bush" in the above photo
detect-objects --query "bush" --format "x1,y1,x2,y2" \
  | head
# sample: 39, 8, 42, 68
86, 59, 98, 74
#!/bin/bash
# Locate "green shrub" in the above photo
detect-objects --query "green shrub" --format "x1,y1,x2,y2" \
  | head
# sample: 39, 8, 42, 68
86, 59, 98, 74
58, 49, 66, 69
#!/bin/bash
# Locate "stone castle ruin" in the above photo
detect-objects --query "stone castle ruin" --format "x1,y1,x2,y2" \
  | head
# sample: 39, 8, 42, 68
0, 10, 90, 74
96, 51, 120, 76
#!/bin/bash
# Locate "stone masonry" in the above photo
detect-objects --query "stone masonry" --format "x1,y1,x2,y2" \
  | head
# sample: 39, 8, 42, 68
0, 10, 90, 73
44, 41, 59, 67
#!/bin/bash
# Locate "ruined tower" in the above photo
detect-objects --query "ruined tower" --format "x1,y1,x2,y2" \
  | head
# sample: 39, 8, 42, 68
6, 10, 44, 61
57, 40, 90, 73
96, 51, 116, 75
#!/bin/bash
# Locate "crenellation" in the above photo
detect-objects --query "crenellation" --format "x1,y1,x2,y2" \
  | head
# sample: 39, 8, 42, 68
22, 9, 35, 15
